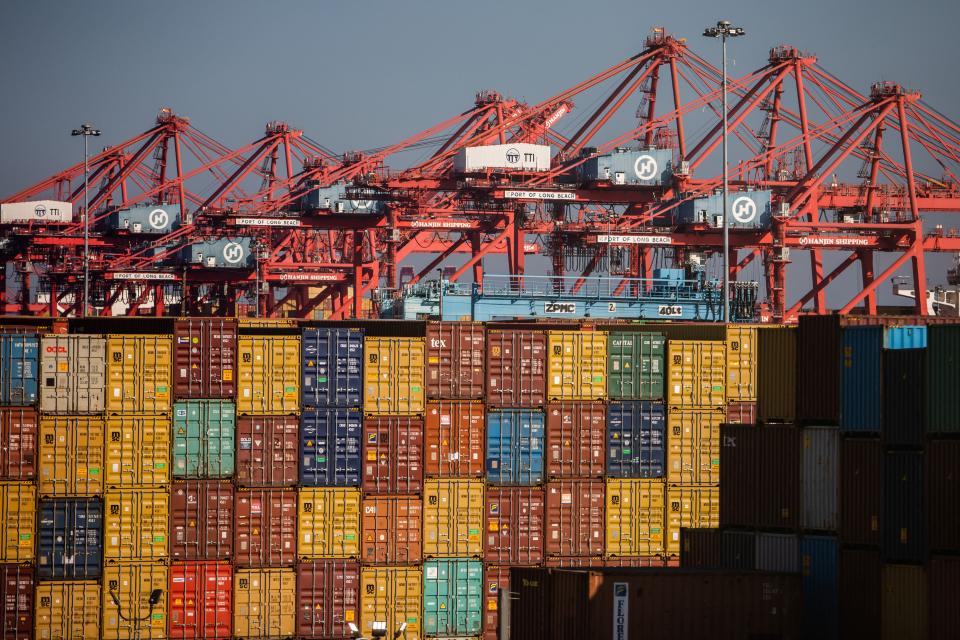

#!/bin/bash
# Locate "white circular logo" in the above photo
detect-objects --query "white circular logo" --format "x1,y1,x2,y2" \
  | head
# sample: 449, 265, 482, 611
731, 196, 758, 223
505, 148, 521, 164
148, 208, 169, 229
633, 155, 659, 181
350, 200, 373, 210
222, 242, 245, 264
34, 205, 47, 217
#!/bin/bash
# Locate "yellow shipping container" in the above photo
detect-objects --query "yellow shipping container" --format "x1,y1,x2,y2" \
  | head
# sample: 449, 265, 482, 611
105, 416, 171, 487
665, 485, 720, 556
237, 336, 300, 415
104, 489, 169, 561
547, 331, 607, 400
667, 340, 726, 407
605, 478, 665, 557
234, 568, 297, 638
360, 567, 422, 640
0, 482, 34, 562
364, 337, 425, 415
725, 325, 758, 401
667, 408, 723, 485
423, 479, 483, 557
298, 488, 361, 558
106, 335, 172, 414
35, 580, 100, 640
102, 563, 167, 640
38, 417, 104, 496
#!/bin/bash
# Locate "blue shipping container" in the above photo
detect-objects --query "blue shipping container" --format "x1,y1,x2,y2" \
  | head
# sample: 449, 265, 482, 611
884, 326, 927, 349
302, 328, 364, 407
37, 498, 103, 579
800, 535, 839, 640
606, 401, 665, 477
0, 334, 39, 405
841, 326, 882, 432
300, 408, 362, 486
486, 410, 544, 485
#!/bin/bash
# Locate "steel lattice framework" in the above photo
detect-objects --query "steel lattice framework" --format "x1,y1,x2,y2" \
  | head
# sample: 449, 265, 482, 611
3, 29, 959, 320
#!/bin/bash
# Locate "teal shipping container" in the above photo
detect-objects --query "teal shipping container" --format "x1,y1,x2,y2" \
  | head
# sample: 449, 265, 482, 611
423, 558, 483, 637
884, 326, 927, 349
841, 326, 881, 432
800, 535, 839, 640
173, 400, 236, 478
606, 332, 665, 400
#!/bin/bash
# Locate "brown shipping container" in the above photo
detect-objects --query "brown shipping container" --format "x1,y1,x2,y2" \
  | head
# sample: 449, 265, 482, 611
234, 489, 298, 567
173, 319, 237, 399
720, 424, 800, 530
929, 555, 960, 640
360, 496, 422, 564
840, 437, 882, 547
0, 408, 36, 480
426, 322, 485, 399
545, 402, 605, 478
235, 416, 299, 487
928, 439, 960, 551
483, 565, 510, 640
679, 527, 721, 569
797, 315, 841, 424
362, 417, 423, 494
424, 401, 485, 477
297, 560, 360, 639
840, 548, 881, 640
0, 563, 32, 639
486, 330, 546, 408
724, 402, 756, 425
757, 326, 796, 422
544, 480, 605, 558
485, 487, 544, 565
882, 564, 928, 640
170, 480, 235, 561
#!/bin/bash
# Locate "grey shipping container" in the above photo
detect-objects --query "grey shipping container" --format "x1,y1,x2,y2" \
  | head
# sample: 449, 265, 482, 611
101, 203, 181, 234
801, 427, 839, 531
883, 451, 926, 563
39, 335, 106, 413
181, 237, 254, 268
672, 190, 773, 229
757, 532, 800, 573
757, 327, 796, 422
578, 148, 673, 186
925, 324, 960, 434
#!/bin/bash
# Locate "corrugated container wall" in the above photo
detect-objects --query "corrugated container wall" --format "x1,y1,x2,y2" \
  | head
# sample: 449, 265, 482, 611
606, 332, 664, 400
720, 425, 800, 530
173, 319, 237, 399
883, 451, 926, 563
797, 315, 841, 424
486, 330, 546, 408
104, 488, 168, 562
544, 480, 605, 558
363, 337, 425, 415
106, 335, 172, 413
233, 568, 296, 638
0, 408, 36, 480
720, 530, 755, 570
424, 401, 485, 477
928, 439, 960, 551
297, 560, 360, 639
884, 325, 927, 349
667, 407, 722, 485
841, 326, 882, 432
102, 562, 168, 640
929, 556, 960, 640
882, 564, 928, 640
483, 565, 510, 640
679, 527, 721, 569
667, 340, 725, 407
234, 489, 297, 567
363, 416, 423, 494
545, 402, 605, 478
485, 486, 544, 564
170, 481, 234, 561
606, 401, 664, 478
0, 564, 32, 639
0, 482, 33, 562
35, 580, 100, 640
361, 496, 422, 564
605, 478, 665, 556
840, 548, 881, 640
801, 427, 839, 531
298, 488, 361, 558
756, 532, 800, 573
300, 409, 361, 487
547, 331, 606, 400
236, 415, 299, 486
302, 328, 363, 408
423, 559, 483, 637
426, 322, 485, 399
105, 415, 170, 487
840, 437, 881, 547
168, 561, 232, 640
0, 334, 38, 405
725, 325, 757, 401
757, 326, 796, 422
37, 498, 102, 578
801, 535, 839, 640
237, 336, 300, 415
39, 416, 103, 496
925, 325, 960, 434
39, 335, 106, 414
882, 348, 925, 448
423, 479, 484, 557
360, 567, 422, 640
173, 400, 235, 478
486, 409, 544, 485
725, 401, 756, 425
665, 486, 719, 556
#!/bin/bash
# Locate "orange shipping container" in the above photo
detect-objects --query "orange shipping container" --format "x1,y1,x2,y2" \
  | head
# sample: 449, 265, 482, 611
424, 401, 485, 477
361, 496, 423, 564
485, 487, 544, 565
39, 416, 103, 496
545, 402, 605, 478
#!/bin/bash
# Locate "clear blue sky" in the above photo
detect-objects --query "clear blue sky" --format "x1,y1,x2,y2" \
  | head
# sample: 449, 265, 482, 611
1, 0, 958, 306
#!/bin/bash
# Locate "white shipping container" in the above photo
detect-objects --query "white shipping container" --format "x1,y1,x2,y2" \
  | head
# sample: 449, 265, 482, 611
0, 200, 73, 224
453, 143, 551, 173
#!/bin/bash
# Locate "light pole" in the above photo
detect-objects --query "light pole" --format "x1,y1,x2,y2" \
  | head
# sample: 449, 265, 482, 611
437, 268, 444, 320
703, 20, 744, 323
71, 123, 101, 317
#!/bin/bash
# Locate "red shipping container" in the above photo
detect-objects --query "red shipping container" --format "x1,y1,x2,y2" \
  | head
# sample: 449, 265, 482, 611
424, 401, 485, 477
929, 555, 960, 640
484, 565, 510, 640
679, 527, 721, 569
545, 402, 605, 478
362, 417, 423, 494
236, 416, 299, 486
168, 561, 232, 639
173, 319, 237, 399
360, 496, 422, 564
840, 548, 881, 640
840, 437, 882, 547
797, 315, 841, 424
234, 489, 298, 567
544, 480, 605, 558
725, 402, 757, 425
297, 560, 360, 639
485, 487, 544, 564
0, 564, 32, 639
0, 407, 36, 480
486, 330, 546, 408
544, 557, 605, 568
171, 480, 235, 561
720, 424, 800, 530
928, 439, 960, 552
426, 322, 485, 399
